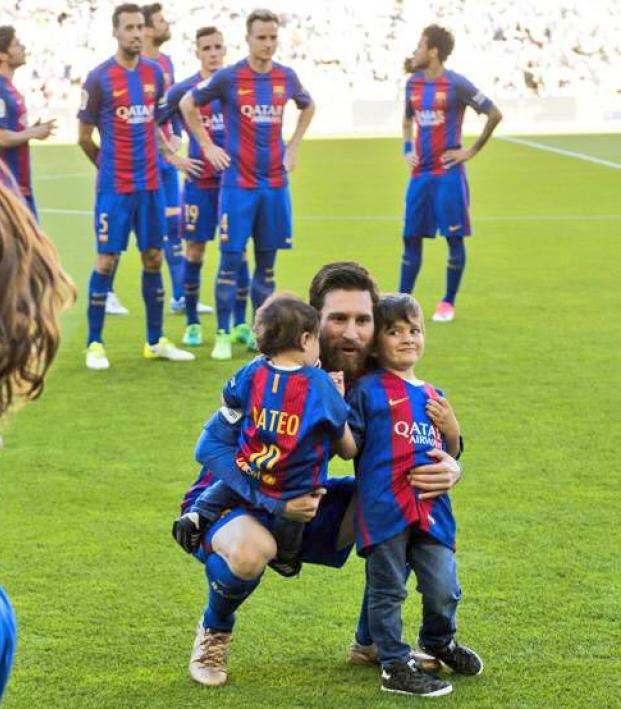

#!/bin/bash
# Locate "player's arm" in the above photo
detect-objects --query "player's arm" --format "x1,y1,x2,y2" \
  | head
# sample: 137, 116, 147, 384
335, 423, 358, 460
0, 120, 56, 148
283, 100, 315, 173
442, 104, 502, 168
179, 88, 230, 171
155, 125, 202, 177
77, 121, 99, 166
402, 113, 418, 168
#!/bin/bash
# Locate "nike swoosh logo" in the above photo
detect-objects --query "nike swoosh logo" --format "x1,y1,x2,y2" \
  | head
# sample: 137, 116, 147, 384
238, 88, 252, 95
448, 224, 462, 232
389, 397, 409, 407
112, 89, 126, 97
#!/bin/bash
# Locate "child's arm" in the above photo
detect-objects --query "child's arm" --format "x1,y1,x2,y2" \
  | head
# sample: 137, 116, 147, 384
335, 422, 358, 460
426, 397, 461, 458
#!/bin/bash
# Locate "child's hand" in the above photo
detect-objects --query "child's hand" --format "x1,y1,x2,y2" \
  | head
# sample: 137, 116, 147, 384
426, 397, 460, 440
328, 370, 345, 396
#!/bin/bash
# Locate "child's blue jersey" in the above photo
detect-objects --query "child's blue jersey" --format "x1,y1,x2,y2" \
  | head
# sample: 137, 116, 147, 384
348, 369, 456, 554
223, 357, 349, 500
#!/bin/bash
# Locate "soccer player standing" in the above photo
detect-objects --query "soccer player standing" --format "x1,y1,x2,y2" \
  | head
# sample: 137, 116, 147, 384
400, 25, 502, 322
0, 26, 56, 219
78, 3, 196, 369
180, 8, 315, 361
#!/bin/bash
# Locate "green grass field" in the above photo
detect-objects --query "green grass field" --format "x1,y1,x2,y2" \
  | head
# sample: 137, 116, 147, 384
2, 135, 620, 707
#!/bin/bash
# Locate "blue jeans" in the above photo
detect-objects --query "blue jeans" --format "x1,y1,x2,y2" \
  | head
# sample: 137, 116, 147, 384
366, 527, 461, 665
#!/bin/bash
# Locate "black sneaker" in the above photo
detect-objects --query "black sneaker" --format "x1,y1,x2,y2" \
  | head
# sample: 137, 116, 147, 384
420, 640, 483, 676
381, 658, 452, 697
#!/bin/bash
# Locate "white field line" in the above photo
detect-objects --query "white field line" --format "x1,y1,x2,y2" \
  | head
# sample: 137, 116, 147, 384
38, 207, 621, 222
501, 136, 621, 171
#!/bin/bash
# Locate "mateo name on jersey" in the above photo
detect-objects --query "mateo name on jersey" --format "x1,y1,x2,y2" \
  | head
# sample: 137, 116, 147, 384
415, 109, 445, 127
115, 104, 155, 124
240, 104, 283, 124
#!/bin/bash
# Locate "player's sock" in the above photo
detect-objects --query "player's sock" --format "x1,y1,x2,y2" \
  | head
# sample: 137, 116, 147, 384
141, 270, 165, 345
251, 250, 276, 314
87, 270, 112, 345
443, 237, 466, 305
183, 259, 202, 326
355, 582, 373, 645
203, 553, 262, 632
215, 251, 243, 333
399, 237, 423, 293
108, 257, 119, 293
234, 255, 250, 327
164, 227, 184, 301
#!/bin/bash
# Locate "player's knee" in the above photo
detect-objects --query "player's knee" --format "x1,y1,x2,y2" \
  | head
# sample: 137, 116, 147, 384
226, 538, 275, 579
186, 242, 204, 263
142, 248, 163, 270
96, 253, 117, 275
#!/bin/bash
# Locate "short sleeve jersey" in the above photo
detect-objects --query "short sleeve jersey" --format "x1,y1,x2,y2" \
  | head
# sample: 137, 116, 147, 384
191, 59, 312, 189
77, 57, 165, 193
405, 69, 492, 175
223, 357, 349, 499
154, 52, 181, 168
348, 369, 456, 554
0, 77, 31, 197
160, 72, 224, 189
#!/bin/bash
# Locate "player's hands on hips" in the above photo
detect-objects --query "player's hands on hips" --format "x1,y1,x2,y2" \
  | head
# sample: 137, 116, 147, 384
328, 370, 345, 396
168, 134, 183, 153
441, 147, 474, 169
426, 397, 460, 441
284, 144, 298, 172
172, 511, 207, 554
404, 150, 419, 168
31, 118, 56, 140
202, 143, 231, 171
167, 154, 203, 178
283, 488, 326, 522
407, 448, 462, 500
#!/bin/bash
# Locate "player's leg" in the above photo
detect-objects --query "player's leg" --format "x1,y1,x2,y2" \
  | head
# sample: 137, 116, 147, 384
408, 531, 482, 676
433, 170, 471, 322
231, 251, 251, 344
190, 512, 276, 686
400, 175, 434, 293
250, 247, 276, 315
159, 168, 185, 308
105, 258, 129, 316
212, 187, 256, 360
136, 190, 194, 362
86, 192, 132, 369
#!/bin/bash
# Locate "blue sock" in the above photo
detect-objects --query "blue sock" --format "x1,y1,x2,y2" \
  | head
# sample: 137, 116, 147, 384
87, 270, 112, 345
142, 270, 164, 345
355, 582, 373, 646
444, 237, 466, 305
234, 255, 250, 327
399, 237, 423, 293
203, 553, 262, 632
164, 223, 184, 300
184, 259, 202, 326
215, 251, 243, 333
251, 250, 276, 314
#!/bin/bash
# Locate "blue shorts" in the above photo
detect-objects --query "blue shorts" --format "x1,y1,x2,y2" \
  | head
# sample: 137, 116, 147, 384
159, 164, 180, 213
194, 476, 355, 569
94, 189, 166, 254
218, 186, 292, 253
403, 168, 471, 239
182, 182, 219, 243
0, 587, 16, 699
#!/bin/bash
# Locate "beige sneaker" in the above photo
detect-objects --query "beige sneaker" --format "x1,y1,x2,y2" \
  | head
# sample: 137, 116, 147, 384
347, 636, 379, 665
189, 621, 232, 686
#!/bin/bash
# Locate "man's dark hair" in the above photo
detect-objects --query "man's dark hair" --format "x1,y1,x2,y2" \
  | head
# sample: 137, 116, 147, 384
0, 26, 16, 54
246, 8, 279, 34
112, 3, 143, 29
254, 293, 319, 358
196, 26, 220, 42
141, 3, 162, 27
309, 262, 380, 313
374, 293, 424, 333
423, 24, 455, 63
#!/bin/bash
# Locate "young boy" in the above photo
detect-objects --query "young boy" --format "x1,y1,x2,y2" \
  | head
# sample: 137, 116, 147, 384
344, 293, 482, 697
174, 293, 354, 575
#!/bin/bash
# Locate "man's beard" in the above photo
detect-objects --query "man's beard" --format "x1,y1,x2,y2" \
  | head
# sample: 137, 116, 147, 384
319, 335, 368, 380
154, 32, 170, 47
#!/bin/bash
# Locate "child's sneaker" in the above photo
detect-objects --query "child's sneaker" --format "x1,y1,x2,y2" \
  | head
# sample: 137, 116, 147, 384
381, 658, 452, 697
419, 639, 483, 676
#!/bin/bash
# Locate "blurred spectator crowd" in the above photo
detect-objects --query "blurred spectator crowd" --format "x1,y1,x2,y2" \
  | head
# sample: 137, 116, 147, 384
3, 0, 621, 113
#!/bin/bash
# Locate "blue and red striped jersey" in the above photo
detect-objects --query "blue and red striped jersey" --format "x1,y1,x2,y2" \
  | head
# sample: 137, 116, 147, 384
160, 72, 224, 189
153, 51, 182, 168
405, 69, 492, 175
223, 357, 349, 500
348, 369, 456, 554
191, 59, 312, 189
77, 57, 165, 193
0, 76, 32, 197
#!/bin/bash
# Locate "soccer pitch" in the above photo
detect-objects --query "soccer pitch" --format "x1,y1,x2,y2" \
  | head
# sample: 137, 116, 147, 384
2, 135, 620, 707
